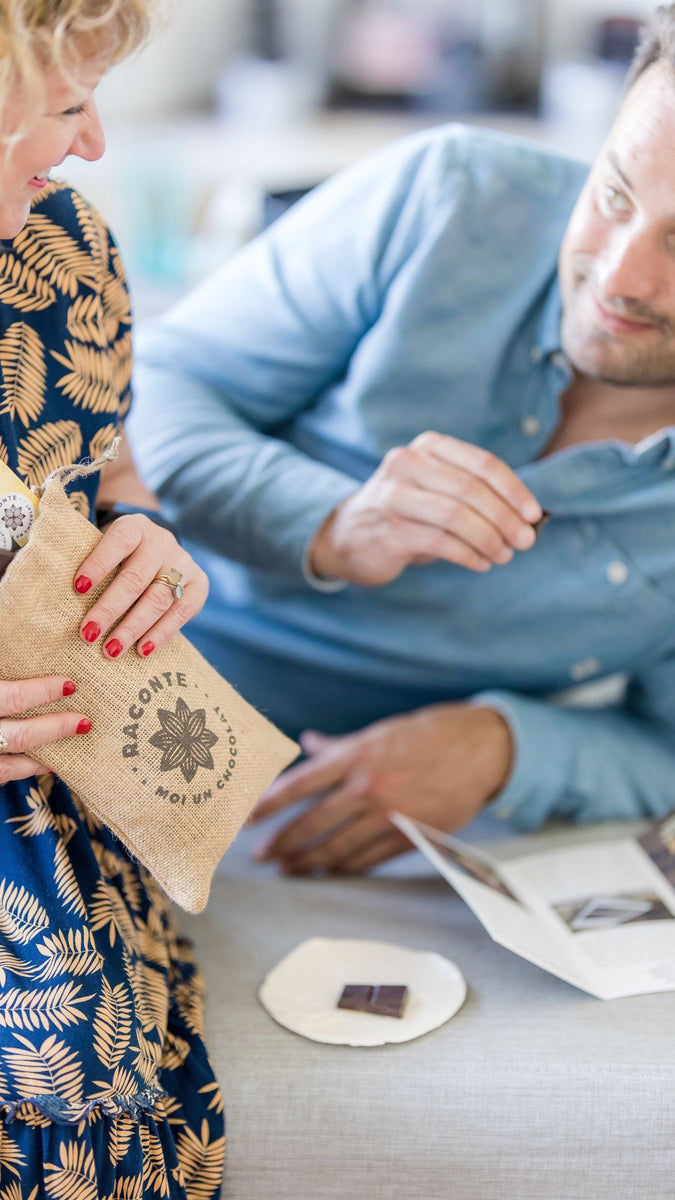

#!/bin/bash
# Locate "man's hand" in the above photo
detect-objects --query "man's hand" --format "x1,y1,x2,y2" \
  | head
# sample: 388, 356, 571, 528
251, 704, 513, 873
309, 432, 542, 585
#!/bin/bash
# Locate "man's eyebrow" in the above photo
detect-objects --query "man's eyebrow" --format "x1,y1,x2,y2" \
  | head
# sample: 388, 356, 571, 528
607, 151, 634, 192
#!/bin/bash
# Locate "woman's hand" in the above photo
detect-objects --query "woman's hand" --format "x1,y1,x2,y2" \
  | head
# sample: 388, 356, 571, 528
0, 676, 91, 784
73, 514, 209, 659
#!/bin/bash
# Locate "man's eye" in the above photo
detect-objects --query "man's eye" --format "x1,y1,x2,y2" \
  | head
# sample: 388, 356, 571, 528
602, 185, 631, 215
61, 103, 86, 117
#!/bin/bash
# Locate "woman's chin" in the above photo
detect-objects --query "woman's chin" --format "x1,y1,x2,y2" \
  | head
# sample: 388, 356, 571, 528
0, 202, 31, 239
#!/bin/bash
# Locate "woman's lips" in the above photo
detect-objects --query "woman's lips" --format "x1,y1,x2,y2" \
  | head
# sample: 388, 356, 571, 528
28, 175, 49, 189
590, 291, 658, 336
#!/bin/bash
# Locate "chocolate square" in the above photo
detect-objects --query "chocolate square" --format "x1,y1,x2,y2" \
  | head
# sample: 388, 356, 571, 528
337, 984, 408, 1018
532, 510, 551, 536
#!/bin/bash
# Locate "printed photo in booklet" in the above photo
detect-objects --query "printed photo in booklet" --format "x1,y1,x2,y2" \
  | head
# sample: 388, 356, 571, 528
391, 810, 675, 1000
420, 828, 521, 903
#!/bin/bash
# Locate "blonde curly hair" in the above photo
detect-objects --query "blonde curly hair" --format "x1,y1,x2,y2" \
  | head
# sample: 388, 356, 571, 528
0, 0, 156, 133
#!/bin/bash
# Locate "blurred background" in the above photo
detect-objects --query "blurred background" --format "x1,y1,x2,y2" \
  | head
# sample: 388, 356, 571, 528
63, 0, 656, 318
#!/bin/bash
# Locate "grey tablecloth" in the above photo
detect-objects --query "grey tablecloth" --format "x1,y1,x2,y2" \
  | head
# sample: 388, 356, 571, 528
181, 816, 675, 1200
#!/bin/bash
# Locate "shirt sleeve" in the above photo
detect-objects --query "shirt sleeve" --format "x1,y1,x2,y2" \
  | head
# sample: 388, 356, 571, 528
474, 652, 675, 829
128, 128, 461, 578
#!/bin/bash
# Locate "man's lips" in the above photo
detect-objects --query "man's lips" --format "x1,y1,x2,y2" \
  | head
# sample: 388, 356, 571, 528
589, 290, 660, 336
28, 175, 49, 189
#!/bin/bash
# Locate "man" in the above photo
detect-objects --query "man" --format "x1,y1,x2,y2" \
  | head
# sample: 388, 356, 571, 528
129, 6, 675, 873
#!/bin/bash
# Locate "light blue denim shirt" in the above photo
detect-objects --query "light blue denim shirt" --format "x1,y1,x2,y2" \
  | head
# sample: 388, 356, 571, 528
130, 124, 675, 831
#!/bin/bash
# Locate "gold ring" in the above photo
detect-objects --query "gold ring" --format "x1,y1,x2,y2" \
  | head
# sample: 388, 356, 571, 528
0, 725, 8, 753
154, 567, 184, 600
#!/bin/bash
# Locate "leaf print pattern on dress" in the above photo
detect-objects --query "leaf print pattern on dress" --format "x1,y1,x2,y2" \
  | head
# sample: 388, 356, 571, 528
14, 216, 98, 299
92, 978, 133, 1073
0, 253, 56, 313
51, 342, 119, 414
43, 1141, 98, 1200
0, 882, 49, 947
175, 1120, 226, 1200
0, 323, 46, 427
0, 982, 94, 1033
0, 1134, 26, 1178
17, 419, 82, 488
4, 1034, 85, 1106
35, 928, 104, 982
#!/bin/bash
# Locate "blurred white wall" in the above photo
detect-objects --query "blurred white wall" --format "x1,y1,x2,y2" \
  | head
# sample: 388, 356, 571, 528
96, 0, 248, 120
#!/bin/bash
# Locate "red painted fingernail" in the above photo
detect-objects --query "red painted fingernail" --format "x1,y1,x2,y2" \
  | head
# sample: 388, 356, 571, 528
82, 622, 100, 643
62, 681, 76, 697
76, 719, 92, 735
74, 575, 92, 594
105, 638, 123, 658
140, 641, 155, 657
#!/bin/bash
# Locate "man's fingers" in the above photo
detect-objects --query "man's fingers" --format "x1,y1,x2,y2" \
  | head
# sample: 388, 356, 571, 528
278, 809, 392, 874
386, 520, 494, 573
391, 483, 520, 563
413, 432, 542, 522
251, 746, 357, 821
255, 783, 368, 860
331, 828, 412, 873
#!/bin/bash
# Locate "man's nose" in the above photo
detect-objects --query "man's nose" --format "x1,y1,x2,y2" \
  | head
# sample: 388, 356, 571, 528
69, 102, 106, 164
596, 227, 659, 303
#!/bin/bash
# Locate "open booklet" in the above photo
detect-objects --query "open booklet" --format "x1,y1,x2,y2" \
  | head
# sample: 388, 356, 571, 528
391, 810, 675, 1000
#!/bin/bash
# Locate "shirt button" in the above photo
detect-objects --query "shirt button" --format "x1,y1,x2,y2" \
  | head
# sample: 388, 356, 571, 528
662, 455, 675, 471
530, 346, 543, 363
570, 657, 601, 681
521, 415, 541, 436
496, 805, 514, 820
606, 560, 629, 586
551, 351, 567, 370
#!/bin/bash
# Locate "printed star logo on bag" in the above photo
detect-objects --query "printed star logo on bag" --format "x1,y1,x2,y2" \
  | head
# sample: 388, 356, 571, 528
148, 697, 219, 783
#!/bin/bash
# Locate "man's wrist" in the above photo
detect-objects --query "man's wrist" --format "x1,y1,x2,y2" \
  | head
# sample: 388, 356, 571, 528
307, 511, 344, 583
470, 705, 514, 803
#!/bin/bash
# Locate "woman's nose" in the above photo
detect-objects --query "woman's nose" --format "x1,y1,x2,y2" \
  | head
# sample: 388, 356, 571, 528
70, 102, 106, 163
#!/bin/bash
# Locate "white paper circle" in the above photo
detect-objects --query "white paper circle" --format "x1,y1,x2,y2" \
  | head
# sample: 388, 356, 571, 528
258, 937, 467, 1046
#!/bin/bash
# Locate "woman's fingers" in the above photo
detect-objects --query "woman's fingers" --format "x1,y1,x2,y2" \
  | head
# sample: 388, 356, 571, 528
0, 676, 79, 716
0, 676, 90, 781
128, 567, 209, 658
0, 711, 92, 755
0, 754, 53, 784
73, 514, 208, 658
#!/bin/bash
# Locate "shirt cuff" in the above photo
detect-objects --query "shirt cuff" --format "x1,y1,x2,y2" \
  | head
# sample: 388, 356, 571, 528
469, 690, 571, 831
300, 541, 347, 593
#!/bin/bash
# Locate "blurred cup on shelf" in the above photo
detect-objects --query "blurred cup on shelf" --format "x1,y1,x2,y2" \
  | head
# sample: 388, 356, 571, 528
215, 55, 321, 127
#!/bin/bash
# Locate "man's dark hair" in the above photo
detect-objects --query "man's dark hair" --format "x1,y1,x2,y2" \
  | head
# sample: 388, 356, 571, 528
626, 4, 675, 88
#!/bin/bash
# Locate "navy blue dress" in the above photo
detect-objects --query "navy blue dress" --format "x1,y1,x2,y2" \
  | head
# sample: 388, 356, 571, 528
0, 182, 225, 1197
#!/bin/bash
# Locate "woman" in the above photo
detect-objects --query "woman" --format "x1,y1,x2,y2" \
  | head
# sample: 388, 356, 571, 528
0, 2, 224, 1194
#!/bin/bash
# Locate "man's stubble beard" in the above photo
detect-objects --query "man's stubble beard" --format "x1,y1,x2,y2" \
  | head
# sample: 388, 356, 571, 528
560, 310, 675, 388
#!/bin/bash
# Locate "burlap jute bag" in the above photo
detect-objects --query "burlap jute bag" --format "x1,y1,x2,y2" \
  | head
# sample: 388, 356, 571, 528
0, 458, 298, 912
